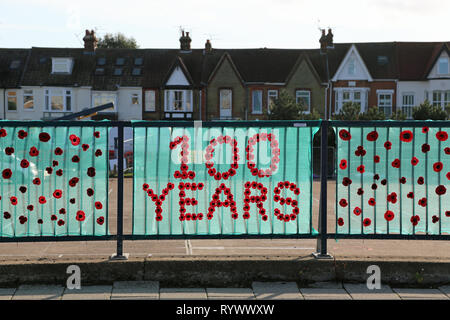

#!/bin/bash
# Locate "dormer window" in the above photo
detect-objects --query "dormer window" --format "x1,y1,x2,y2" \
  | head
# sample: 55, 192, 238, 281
377, 56, 388, 66
438, 57, 449, 75
97, 57, 106, 65
51, 58, 73, 74
10, 60, 20, 69
132, 68, 141, 76
116, 58, 125, 65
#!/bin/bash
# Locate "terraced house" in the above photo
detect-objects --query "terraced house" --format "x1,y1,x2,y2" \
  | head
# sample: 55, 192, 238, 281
0, 30, 448, 121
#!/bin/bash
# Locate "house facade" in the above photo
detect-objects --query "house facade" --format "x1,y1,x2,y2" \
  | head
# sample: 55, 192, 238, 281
0, 30, 448, 121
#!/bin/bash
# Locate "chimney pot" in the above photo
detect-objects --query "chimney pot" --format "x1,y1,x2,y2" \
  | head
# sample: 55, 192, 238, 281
83, 29, 98, 52
179, 30, 191, 51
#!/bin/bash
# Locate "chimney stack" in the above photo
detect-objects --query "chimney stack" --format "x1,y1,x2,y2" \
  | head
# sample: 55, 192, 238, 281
204, 39, 212, 54
179, 30, 192, 51
326, 28, 334, 48
319, 29, 327, 52
83, 29, 98, 52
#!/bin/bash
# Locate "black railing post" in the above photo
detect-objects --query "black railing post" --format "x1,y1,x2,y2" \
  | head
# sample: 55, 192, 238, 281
313, 120, 333, 259
110, 123, 128, 260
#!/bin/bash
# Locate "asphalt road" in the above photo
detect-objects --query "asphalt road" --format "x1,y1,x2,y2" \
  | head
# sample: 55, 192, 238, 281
0, 179, 449, 262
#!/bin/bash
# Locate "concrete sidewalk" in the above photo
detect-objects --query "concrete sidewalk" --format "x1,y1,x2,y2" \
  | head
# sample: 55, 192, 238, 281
0, 255, 449, 288
1, 281, 449, 300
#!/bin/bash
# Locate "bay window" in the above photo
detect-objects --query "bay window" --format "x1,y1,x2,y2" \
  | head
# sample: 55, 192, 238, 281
432, 90, 450, 108
401, 93, 414, 119
45, 88, 72, 112
164, 90, 192, 112
92, 92, 117, 111
377, 90, 393, 117
334, 88, 369, 114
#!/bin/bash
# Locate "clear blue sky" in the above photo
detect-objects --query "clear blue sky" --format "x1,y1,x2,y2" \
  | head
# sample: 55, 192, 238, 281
0, 0, 448, 49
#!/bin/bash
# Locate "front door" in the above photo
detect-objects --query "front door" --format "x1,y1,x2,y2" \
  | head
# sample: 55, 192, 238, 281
219, 89, 232, 119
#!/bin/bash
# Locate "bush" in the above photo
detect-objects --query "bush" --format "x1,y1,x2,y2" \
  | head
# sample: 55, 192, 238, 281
390, 110, 407, 120
268, 89, 320, 120
333, 103, 387, 121
412, 100, 448, 120
359, 106, 386, 120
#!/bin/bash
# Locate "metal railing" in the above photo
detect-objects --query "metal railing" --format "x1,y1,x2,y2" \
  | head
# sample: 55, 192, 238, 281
0, 119, 448, 261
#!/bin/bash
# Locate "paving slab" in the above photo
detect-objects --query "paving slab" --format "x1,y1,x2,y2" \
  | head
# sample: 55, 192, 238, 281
393, 288, 449, 300
112, 281, 159, 300
252, 282, 303, 300
62, 285, 112, 300
299, 288, 352, 300
12, 285, 64, 300
0, 288, 15, 300
343, 283, 400, 300
309, 282, 343, 289
206, 288, 255, 300
438, 285, 450, 298
160, 288, 207, 300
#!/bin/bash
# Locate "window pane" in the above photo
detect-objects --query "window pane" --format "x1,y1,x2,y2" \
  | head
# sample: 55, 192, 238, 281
252, 90, 262, 113
354, 91, 361, 100
7, 92, 17, 111
438, 58, 448, 74
131, 94, 139, 105
220, 89, 232, 110
24, 95, 34, 110
267, 90, 278, 113
186, 91, 192, 111
173, 91, 183, 111
343, 92, 350, 100
296, 91, 310, 110
66, 95, 71, 111
51, 95, 63, 111
433, 91, 442, 106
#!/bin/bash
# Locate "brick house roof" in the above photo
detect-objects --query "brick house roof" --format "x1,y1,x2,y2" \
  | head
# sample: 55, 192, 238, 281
1, 41, 448, 89
0, 49, 30, 88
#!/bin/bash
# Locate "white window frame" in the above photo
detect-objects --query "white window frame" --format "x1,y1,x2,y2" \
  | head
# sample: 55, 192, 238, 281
437, 57, 449, 75
164, 89, 193, 112
432, 90, 450, 108
92, 92, 117, 112
45, 88, 72, 112
252, 90, 263, 114
295, 90, 311, 113
377, 90, 394, 117
23, 89, 34, 111
401, 93, 415, 119
334, 87, 370, 114
51, 58, 73, 74
144, 90, 156, 112
267, 89, 278, 114
6, 90, 17, 112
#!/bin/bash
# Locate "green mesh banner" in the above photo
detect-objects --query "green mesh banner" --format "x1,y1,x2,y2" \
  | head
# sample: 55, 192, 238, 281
335, 125, 450, 235
0, 123, 109, 237
133, 124, 319, 236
